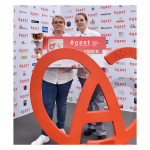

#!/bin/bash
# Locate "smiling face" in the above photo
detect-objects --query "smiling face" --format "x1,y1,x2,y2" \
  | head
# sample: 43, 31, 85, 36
75, 15, 87, 32
52, 16, 65, 32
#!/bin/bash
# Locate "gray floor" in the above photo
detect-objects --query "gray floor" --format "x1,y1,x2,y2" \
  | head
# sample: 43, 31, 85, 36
13, 103, 137, 145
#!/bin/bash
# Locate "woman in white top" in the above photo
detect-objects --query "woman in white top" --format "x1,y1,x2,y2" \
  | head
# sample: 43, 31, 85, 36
74, 13, 107, 140
31, 15, 74, 145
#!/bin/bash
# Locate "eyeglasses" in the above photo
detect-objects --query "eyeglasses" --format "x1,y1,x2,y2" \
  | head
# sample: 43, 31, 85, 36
53, 21, 64, 25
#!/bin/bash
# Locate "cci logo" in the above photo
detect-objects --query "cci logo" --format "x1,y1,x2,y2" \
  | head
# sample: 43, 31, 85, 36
30, 47, 137, 144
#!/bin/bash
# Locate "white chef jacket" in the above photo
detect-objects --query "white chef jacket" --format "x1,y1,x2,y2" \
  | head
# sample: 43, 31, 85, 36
76, 28, 101, 79
42, 32, 74, 84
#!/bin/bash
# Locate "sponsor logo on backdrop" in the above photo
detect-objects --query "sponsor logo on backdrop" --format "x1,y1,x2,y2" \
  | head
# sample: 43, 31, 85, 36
130, 106, 137, 111
76, 8, 85, 12
21, 56, 27, 59
42, 26, 48, 33
14, 103, 18, 108
134, 84, 137, 88
91, 6, 95, 11
13, 50, 16, 52
88, 27, 98, 30
119, 5, 123, 7
69, 91, 74, 94
64, 15, 73, 19
106, 40, 109, 44
101, 19, 111, 23
23, 100, 27, 106
19, 64, 29, 68
31, 55, 36, 59
14, 9, 15, 12
115, 82, 126, 86
117, 97, 126, 101
116, 17, 124, 23
19, 33, 28, 38
42, 14, 48, 17
88, 13, 98, 17
13, 65, 16, 68
131, 10, 137, 12
21, 41, 27, 44
106, 47, 112, 50
108, 76, 112, 80
100, 13, 111, 15
23, 71, 26, 76
19, 25, 28, 30
52, 10, 55, 14
118, 76, 124, 79
68, 97, 73, 101
65, 28, 73, 32
18, 18, 28, 22
116, 61, 125, 65
132, 39, 137, 43
50, 15, 54, 18
31, 26, 39, 31
101, 33, 112, 37
41, 21, 49, 25
134, 69, 137, 74
33, 6, 36, 9
114, 39, 126, 43
90, 19, 95, 25
100, 5, 111, 9
41, 7, 48, 11
20, 108, 30, 114
13, 56, 16, 60
31, 20, 39, 23
67, 21, 71, 27
114, 25, 126, 29
129, 32, 137, 36
19, 49, 28, 53
14, 97, 16, 101
115, 68, 126, 72
117, 90, 125, 95
114, 10, 126, 15
130, 77, 137, 81
119, 32, 124, 37
14, 25, 16, 29
20, 93, 30, 99
119, 104, 123, 109
14, 87, 17, 92
32, 63, 36, 66
101, 27, 112, 29
76, 86, 82, 90
13, 72, 17, 76
134, 98, 137, 104
23, 85, 27, 90
129, 17, 137, 21
66, 10, 72, 13
20, 79, 29, 84
13, 113, 15, 117
131, 61, 139, 69
130, 91, 137, 96
30, 11, 39, 17
19, 10, 27, 13
130, 24, 136, 28
20, 5, 28, 8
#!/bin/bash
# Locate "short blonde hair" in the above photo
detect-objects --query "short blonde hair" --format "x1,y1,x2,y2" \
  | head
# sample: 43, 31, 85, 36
52, 15, 65, 24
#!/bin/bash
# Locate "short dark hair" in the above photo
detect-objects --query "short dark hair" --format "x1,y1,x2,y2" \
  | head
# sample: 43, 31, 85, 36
75, 13, 88, 21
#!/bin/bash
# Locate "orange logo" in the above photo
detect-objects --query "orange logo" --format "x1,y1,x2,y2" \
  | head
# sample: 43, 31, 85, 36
30, 47, 137, 144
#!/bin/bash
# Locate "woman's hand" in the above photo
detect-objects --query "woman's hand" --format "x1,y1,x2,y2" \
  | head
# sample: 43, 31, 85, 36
35, 47, 42, 54
71, 64, 78, 69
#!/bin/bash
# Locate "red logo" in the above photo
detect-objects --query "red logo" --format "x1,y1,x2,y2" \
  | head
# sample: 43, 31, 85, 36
14, 9, 15, 12
65, 28, 73, 32
129, 32, 137, 36
76, 86, 82, 90
14, 25, 16, 29
13, 112, 15, 117
20, 5, 28, 7
115, 68, 126, 72
18, 18, 28, 23
13, 65, 16, 68
130, 107, 137, 111
41, 21, 49, 25
20, 93, 30, 99
50, 15, 54, 18
130, 91, 137, 96
106, 47, 112, 50
42, 14, 48, 17
115, 82, 126, 86
88, 13, 98, 17
119, 104, 123, 109
19, 33, 28, 38
31, 26, 39, 30
19, 64, 29, 68
130, 77, 137, 81
101, 19, 111, 23
13, 72, 17, 76
13, 56, 16, 60
101, 33, 112, 37
129, 17, 137, 21
14, 103, 18, 108
130, 62, 137, 66
64, 15, 73, 19
14, 88, 17, 92
117, 97, 126, 101
19, 49, 28, 53
41, 7, 48, 11
20, 79, 29, 84
30, 11, 39, 17
13, 41, 16, 45
31, 40, 35, 44
69, 91, 74, 94
114, 25, 126, 29
88, 27, 98, 30
100, 5, 111, 9
20, 108, 30, 114
114, 10, 126, 15
76, 8, 85, 12
108, 76, 112, 80
114, 39, 126, 43
116, 18, 124, 23
31, 55, 36, 59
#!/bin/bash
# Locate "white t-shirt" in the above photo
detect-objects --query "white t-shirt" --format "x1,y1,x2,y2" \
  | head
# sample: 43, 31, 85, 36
76, 28, 101, 79
42, 32, 74, 84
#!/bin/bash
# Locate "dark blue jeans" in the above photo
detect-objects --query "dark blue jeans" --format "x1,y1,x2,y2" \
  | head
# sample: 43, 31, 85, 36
41, 79, 73, 136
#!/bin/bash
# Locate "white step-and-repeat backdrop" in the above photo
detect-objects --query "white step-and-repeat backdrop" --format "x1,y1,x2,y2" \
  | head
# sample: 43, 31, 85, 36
13, 5, 137, 119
